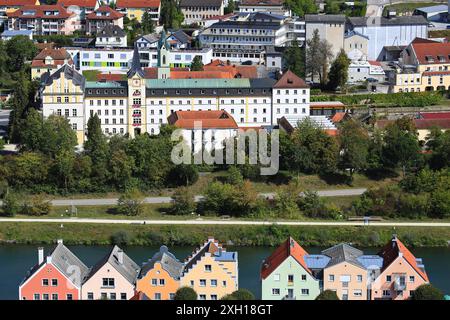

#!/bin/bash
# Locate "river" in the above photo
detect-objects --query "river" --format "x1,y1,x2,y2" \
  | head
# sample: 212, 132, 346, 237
0, 245, 449, 300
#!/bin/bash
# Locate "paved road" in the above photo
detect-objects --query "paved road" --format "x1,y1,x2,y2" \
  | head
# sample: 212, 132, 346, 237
0, 217, 449, 227
12, 188, 368, 207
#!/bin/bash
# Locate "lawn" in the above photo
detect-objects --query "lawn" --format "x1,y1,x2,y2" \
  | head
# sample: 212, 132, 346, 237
82, 70, 101, 82
383, 2, 446, 15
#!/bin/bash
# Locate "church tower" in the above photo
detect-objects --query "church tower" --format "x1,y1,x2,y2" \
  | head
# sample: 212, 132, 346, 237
157, 30, 171, 79
127, 44, 146, 137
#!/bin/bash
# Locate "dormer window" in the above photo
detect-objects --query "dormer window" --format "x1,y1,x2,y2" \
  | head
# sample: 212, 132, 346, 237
425, 55, 434, 63
438, 55, 445, 62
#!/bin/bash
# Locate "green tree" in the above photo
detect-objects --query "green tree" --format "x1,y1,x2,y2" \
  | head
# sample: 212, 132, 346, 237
160, 0, 184, 29
116, 188, 144, 216
170, 186, 196, 215
224, 0, 236, 14
285, 0, 318, 17
54, 149, 75, 191
84, 114, 110, 184
228, 289, 255, 300
0, 192, 20, 217
316, 290, 339, 300
168, 164, 199, 186
291, 117, 339, 174
325, 0, 340, 14
412, 284, 444, 300
40, 115, 77, 157
225, 166, 244, 185
174, 287, 197, 300
327, 49, 351, 91
20, 195, 51, 216
7, 73, 29, 143
429, 189, 450, 219
0, 137, 4, 150
275, 182, 301, 218
5, 35, 37, 71
190, 55, 204, 71
338, 119, 369, 178
109, 149, 135, 190
282, 40, 305, 78
306, 29, 333, 85
141, 11, 155, 34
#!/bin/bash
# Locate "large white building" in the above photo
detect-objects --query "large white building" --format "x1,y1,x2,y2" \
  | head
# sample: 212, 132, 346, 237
347, 15, 429, 61
41, 37, 311, 145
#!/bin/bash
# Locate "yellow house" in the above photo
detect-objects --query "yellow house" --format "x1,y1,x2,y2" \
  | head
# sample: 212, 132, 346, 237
41, 65, 85, 145
31, 48, 74, 80
116, 0, 161, 23
180, 238, 238, 300
0, 0, 40, 13
392, 38, 450, 93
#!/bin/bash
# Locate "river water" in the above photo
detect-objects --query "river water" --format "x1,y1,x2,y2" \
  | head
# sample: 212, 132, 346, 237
0, 245, 449, 300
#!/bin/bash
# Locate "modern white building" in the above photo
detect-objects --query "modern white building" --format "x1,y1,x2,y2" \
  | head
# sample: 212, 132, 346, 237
180, 0, 224, 26
95, 25, 127, 48
348, 60, 385, 83
347, 15, 429, 60
239, 0, 291, 16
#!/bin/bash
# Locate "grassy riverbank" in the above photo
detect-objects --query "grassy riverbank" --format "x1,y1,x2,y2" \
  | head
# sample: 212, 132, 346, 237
0, 222, 448, 247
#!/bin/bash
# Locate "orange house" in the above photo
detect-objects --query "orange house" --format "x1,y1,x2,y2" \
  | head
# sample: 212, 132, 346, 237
135, 246, 183, 300
371, 235, 429, 300
18, 240, 89, 300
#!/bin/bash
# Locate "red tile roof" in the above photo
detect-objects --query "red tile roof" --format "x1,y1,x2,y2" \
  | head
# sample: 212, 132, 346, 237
331, 112, 346, 123
261, 237, 310, 280
168, 110, 238, 129
422, 70, 450, 76
378, 236, 429, 282
411, 40, 450, 65
86, 6, 124, 20
0, 0, 37, 5
35, 42, 55, 50
419, 112, 450, 120
414, 118, 450, 130
273, 70, 309, 88
57, 0, 96, 7
116, 0, 160, 8
204, 60, 258, 78
32, 48, 73, 68
170, 70, 234, 79
96, 73, 125, 81
7, 4, 72, 19
143, 67, 190, 79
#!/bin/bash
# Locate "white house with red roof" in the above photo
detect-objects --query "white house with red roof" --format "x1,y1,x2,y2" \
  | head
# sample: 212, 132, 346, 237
85, 5, 124, 35
261, 237, 320, 300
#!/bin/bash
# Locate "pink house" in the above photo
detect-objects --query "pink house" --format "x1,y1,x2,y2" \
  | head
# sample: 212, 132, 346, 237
18, 240, 89, 300
371, 235, 429, 300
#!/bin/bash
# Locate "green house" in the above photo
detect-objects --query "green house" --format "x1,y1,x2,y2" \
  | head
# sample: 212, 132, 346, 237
261, 237, 320, 300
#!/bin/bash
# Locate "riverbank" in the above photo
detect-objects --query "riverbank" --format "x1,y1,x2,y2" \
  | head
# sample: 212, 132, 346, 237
0, 222, 449, 247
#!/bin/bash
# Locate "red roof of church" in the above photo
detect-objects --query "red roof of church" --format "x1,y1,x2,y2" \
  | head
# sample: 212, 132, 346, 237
168, 110, 238, 129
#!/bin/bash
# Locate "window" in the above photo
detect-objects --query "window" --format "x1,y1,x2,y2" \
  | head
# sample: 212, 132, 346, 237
87, 292, 94, 300
329, 275, 335, 282
65, 109, 69, 117
274, 274, 280, 281
34, 294, 40, 300
211, 295, 218, 300
357, 275, 363, 282
154, 293, 161, 300
301, 289, 309, 295
110, 293, 116, 300
159, 279, 165, 286
288, 275, 294, 283
51, 293, 58, 300
66, 294, 73, 300
120, 293, 127, 300
222, 281, 227, 287
51, 279, 58, 286
102, 278, 115, 287
151, 279, 157, 286
43, 294, 49, 300
409, 276, 415, 283
211, 279, 217, 287
72, 123, 77, 130
386, 275, 392, 282
72, 109, 77, 117
272, 288, 280, 295
199, 294, 206, 300
169, 293, 175, 300
382, 290, 391, 297
101, 293, 107, 300
301, 275, 307, 281
353, 290, 362, 297
205, 265, 212, 272
200, 279, 207, 287
42, 279, 49, 286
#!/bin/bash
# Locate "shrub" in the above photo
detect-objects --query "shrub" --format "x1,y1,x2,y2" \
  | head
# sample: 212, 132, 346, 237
316, 290, 339, 300
170, 186, 196, 215
412, 284, 444, 300
224, 166, 244, 185
20, 195, 51, 216
116, 188, 144, 216
174, 287, 197, 300
228, 289, 255, 300
110, 231, 130, 246
0, 192, 20, 216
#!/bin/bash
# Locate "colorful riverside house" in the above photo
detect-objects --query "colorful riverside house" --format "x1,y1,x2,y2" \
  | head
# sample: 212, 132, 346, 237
180, 237, 238, 300
371, 235, 429, 300
320, 243, 383, 300
81, 245, 140, 300
18, 240, 89, 300
260, 237, 320, 300
135, 245, 183, 300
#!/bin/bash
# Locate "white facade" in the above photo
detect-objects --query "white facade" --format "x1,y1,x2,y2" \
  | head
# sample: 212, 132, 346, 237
95, 34, 127, 48
179, 128, 238, 153
66, 47, 133, 72
348, 61, 385, 83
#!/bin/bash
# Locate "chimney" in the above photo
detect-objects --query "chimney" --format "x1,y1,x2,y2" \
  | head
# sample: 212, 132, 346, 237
38, 247, 44, 265
57, 239, 63, 244
117, 250, 124, 264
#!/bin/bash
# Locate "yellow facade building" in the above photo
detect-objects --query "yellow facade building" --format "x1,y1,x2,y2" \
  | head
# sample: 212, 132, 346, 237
392, 38, 450, 93
116, 0, 161, 23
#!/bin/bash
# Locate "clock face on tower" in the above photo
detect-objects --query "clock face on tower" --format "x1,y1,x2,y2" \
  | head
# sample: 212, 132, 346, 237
133, 79, 140, 87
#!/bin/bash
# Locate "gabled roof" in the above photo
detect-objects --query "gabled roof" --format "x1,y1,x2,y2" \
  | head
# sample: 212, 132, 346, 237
7, 4, 72, 18
139, 245, 183, 280
86, 6, 124, 20
378, 236, 429, 282
410, 39, 450, 65
97, 24, 126, 37
168, 29, 191, 45
305, 14, 346, 23
240, 0, 283, 6
87, 245, 140, 285
168, 110, 238, 129
273, 70, 309, 88
21, 241, 89, 288
57, 0, 96, 8
42, 64, 85, 89
321, 243, 365, 269
261, 237, 311, 280
180, 0, 222, 7
116, 0, 160, 8
34, 47, 71, 61
0, 0, 37, 6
